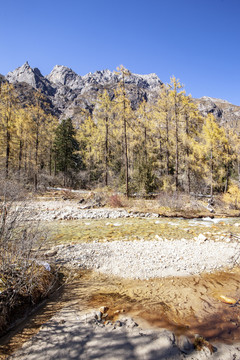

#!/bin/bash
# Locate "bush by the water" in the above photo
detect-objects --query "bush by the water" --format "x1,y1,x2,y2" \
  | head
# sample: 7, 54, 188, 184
223, 184, 240, 210
0, 180, 58, 334
108, 194, 124, 208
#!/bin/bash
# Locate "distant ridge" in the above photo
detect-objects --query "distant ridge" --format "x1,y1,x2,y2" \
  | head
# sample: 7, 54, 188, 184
3, 62, 240, 126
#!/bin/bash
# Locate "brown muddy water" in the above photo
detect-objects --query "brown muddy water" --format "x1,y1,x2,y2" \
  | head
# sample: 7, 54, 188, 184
1, 216, 240, 358
1, 268, 240, 359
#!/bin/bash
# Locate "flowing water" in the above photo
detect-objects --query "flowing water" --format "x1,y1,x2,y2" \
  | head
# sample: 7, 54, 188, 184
45, 216, 240, 245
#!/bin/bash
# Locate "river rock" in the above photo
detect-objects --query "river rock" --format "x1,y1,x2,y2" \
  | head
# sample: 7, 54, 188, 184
95, 311, 102, 321
121, 317, 138, 329
197, 234, 207, 243
114, 320, 122, 327
45, 249, 58, 257
177, 334, 194, 353
99, 306, 109, 314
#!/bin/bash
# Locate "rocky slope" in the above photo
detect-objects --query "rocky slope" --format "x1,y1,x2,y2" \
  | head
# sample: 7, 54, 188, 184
6, 62, 55, 96
0, 73, 5, 83
194, 96, 240, 126
3, 62, 240, 126
5, 62, 163, 121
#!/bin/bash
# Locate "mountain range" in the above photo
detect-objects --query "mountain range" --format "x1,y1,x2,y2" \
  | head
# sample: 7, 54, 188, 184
1, 62, 240, 126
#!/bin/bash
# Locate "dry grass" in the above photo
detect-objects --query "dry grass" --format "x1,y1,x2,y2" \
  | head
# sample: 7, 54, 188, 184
0, 180, 60, 335
35, 187, 240, 217
107, 194, 124, 208
0, 264, 58, 335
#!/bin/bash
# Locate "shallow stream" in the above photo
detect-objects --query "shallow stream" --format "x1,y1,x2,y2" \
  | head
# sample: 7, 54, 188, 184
46, 216, 240, 245
1, 216, 240, 358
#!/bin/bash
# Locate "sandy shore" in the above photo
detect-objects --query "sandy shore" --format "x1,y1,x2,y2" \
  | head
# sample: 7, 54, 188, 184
8, 307, 240, 360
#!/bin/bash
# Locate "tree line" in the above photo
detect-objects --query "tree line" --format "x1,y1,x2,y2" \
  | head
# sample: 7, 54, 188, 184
0, 67, 239, 196
78, 66, 238, 196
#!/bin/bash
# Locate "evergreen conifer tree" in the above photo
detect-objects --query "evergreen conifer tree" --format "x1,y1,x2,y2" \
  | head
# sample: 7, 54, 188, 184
53, 118, 80, 186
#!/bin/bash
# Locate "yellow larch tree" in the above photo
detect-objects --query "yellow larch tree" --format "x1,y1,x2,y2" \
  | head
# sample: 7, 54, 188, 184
113, 65, 133, 196
180, 95, 203, 193
133, 99, 156, 193
200, 113, 232, 198
0, 82, 19, 178
168, 76, 186, 190
92, 90, 114, 186
77, 115, 98, 184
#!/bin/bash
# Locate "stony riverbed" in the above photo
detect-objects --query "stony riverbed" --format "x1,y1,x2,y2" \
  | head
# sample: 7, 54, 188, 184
53, 237, 240, 278
19, 200, 160, 221
3, 199, 240, 360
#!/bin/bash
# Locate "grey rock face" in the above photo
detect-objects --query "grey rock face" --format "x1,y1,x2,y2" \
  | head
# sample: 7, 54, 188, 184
47, 65, 84, 90
6, 62, 55, 96
5, 62, 240, 127
13, 81, 55, 112
195, 96, 240, 126
6, 62, 163, 119
0, 74, 5, 84
197, 96, 223, 119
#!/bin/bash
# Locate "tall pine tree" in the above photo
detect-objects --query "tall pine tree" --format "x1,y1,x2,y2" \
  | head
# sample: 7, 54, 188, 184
54, 118, 80, 186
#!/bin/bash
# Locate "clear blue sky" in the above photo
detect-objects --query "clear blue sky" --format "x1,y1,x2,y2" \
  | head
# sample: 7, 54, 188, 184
1, 0, 240, 104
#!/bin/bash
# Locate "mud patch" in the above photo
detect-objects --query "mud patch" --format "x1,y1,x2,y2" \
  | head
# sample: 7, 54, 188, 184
1, 268, 240, 359
87, 269, 240, 343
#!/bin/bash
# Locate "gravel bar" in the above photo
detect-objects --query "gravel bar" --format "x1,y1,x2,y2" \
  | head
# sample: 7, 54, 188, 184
54, 238, 240, 279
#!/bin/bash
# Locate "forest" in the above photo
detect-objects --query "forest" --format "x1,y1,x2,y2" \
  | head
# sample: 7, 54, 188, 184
0, 66, 239, 199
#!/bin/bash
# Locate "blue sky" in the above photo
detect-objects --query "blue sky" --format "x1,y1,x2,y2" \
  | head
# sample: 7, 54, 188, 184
1, 0, 240, 104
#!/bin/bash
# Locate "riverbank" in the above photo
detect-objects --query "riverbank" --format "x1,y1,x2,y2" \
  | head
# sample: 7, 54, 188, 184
7, 302, 240, 360
52, 237, 240, 278
2, 197, 240, 359
9, 308, 240, 360
18, 188, 240, 221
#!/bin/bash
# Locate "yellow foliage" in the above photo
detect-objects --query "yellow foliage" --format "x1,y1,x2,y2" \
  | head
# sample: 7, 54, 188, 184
223, 184, 240, 209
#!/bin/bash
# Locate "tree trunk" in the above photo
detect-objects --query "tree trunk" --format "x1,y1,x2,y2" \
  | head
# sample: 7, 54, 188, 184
5, 128, 10, 179
54, 157, 57, 177
123, 113, 129, 197
18, 139, 23, 179
175, 118, 179, 190
24, 145, 27, 175
144, 126, 147, 164
34, 174, 38, 191
166, 114, 170, 176
49, 147, 52, 176
34, 128, 39, 191
173, 94, 179, 191
224, 147, 230, 192
210, 149, 213, 199
122, 74, 129, 197
185, 114, 191, 194
105, 116, 109, 187
187, 163, 191, 194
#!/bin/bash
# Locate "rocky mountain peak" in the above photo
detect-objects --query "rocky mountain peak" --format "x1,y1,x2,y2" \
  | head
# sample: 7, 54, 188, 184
7, 62, 39, 86
6, 62, 55, 96
195, 96, 240, 126
5, 62, 239, 127
200, 96, 232, 106
46, 65, 84, 90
